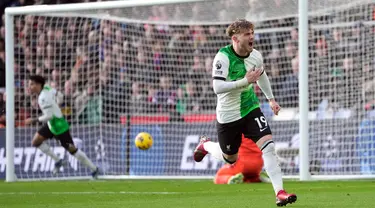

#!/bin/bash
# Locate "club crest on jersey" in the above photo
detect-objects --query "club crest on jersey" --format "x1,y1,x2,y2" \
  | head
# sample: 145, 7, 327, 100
215, 60, 222, 69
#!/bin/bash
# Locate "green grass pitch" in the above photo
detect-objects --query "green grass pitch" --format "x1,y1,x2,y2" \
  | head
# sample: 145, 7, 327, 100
0, 180, 374, 208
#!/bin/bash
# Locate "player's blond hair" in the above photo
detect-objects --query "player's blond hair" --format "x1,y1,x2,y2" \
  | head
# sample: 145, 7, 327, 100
226, 19, 254, 37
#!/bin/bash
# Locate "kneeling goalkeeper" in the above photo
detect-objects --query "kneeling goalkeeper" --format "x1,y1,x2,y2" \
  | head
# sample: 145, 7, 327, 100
214, 134, 270, 184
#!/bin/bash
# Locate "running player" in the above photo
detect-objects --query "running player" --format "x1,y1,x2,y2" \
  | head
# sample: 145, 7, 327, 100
193, 19, 297, 206
25, 75, 99, 178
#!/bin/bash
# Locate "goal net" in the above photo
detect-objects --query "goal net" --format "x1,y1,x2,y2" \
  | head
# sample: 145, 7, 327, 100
3, 0, 375, 180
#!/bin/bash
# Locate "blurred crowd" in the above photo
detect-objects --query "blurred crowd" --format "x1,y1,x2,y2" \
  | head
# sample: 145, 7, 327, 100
0, 0, 374, 127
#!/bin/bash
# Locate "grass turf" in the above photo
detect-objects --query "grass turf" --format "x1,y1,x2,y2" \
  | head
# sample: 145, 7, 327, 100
0, 180, 374, 208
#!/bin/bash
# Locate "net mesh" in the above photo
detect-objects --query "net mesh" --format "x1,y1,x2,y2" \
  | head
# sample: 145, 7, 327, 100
6, 0, 375, 179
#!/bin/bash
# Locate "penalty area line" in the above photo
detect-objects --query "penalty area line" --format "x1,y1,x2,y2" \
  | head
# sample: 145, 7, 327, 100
0, 191, 182, 195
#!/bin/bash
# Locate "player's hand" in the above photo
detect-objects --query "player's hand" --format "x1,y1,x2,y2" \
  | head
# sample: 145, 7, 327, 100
245, 68, 262, 83
269, 99, 281, 115
24, 118, 33, 125
24, 118, 37, 125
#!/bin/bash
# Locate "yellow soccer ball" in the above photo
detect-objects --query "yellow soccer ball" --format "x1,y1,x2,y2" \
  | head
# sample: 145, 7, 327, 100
134, 132, 153, 150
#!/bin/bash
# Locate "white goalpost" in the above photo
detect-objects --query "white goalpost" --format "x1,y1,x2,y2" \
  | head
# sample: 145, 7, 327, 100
4, 0, 375, 182
5, 11, 16, 183
298, 0, 310, 181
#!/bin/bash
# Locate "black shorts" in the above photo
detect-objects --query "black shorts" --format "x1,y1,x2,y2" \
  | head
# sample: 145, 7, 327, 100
216, 107, 272, 155
37, 124, 74, 150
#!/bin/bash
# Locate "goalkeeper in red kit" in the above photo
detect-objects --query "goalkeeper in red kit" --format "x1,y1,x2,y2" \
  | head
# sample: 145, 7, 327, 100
214, 134, 270, 184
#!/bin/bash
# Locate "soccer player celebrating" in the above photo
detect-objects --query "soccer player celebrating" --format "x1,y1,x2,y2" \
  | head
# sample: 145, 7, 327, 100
193, 19, 297, 206
214, 134, 270, 185
25, 75, 99, 179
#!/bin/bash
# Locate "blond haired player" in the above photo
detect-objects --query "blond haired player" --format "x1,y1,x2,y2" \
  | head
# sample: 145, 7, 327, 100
193, 19, 297, 206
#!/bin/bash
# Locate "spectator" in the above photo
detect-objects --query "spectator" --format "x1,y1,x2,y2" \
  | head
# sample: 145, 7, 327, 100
152, 40, 165, 73
204, 25, 228, 55
154, 76, 176, 113
49, 69, 63, 91
112, 68, 131, 117
75, 83, 101, 124
130, 81, 148, 114
265, 48, 283, 99
199, 56, 216, 111
189, 53, 205, 87
191, 25, 207, 52
147, 84, 158, 113
176, 80, 199, 115
336, 57, 361, 108
281, 56, 299, 108
309, 36, 329, 110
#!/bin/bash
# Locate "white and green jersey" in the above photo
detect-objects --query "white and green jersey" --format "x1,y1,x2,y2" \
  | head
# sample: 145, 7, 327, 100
38, 86, 69, 135
212, 45, 264, 124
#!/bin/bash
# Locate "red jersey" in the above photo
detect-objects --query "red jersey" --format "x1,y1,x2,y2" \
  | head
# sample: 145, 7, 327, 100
238, 136, 262, 158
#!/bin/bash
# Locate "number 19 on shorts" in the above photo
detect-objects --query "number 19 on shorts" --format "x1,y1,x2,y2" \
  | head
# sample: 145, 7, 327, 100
254, 116, 268, 132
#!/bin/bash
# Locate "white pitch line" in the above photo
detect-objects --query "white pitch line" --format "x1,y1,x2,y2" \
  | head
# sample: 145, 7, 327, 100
3, 184, 374, 196
0, 191, 182, 195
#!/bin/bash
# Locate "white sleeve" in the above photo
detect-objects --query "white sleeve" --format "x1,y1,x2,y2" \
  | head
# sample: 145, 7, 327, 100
213, 79, 248, 94
38, 92, 54, 122
256, 71, 274, 100
212, 52, 229, 80
254, 51, 274, 99
251, 49, 265, 73
212, 52, 248, 94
